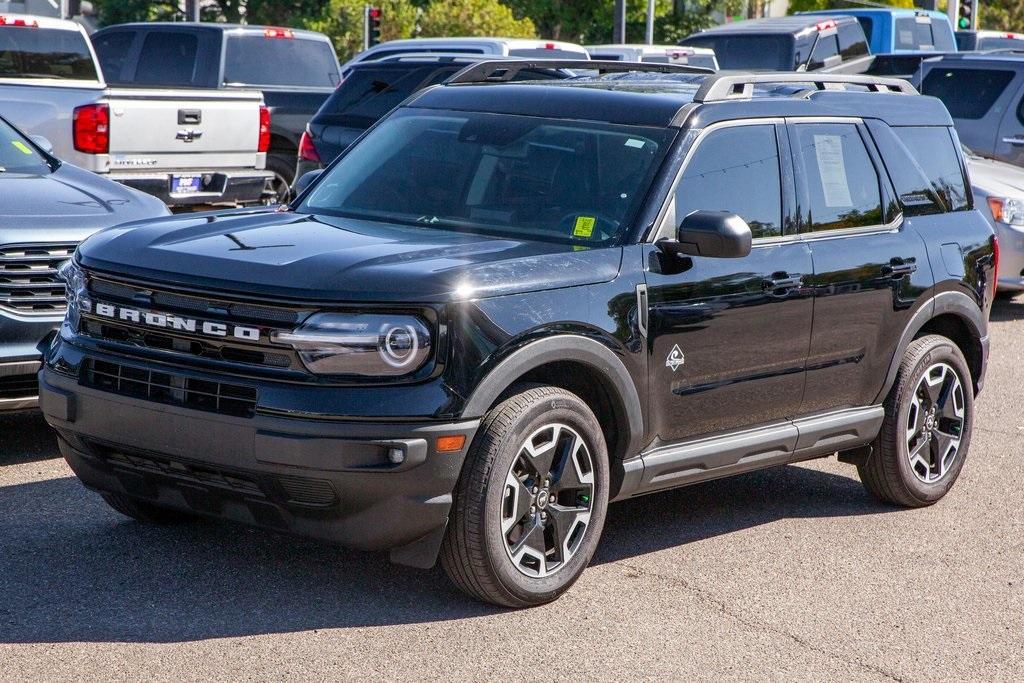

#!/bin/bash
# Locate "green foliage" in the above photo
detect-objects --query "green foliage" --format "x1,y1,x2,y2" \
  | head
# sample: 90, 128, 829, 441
788, 0, 914, 11
419, 0, 536, 38
303, 0, 419, 61
981, 0, 1024, 33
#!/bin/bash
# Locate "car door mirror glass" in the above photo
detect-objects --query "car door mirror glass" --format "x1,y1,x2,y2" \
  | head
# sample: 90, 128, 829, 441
29, 135, 53, 155
657, 210, 752, 258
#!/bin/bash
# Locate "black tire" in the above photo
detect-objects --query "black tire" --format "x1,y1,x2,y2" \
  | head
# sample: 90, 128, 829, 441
441, 385, 609, 607
265, 152, 295, 204
100, 492, 194, 524
858, 334, 974, 507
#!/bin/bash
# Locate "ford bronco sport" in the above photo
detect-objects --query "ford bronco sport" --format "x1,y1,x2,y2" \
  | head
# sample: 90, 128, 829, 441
41, 62, 996, 607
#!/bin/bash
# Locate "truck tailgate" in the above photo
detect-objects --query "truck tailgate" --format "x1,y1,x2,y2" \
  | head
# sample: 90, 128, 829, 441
106, 88, 265, 171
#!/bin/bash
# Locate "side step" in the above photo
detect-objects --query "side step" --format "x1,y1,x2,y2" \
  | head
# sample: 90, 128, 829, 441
615, 406, 884, 500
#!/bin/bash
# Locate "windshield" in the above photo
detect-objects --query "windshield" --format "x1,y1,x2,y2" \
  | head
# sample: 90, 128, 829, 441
0, 27, 97, 80
680, 34, 793, 70
224, 34, 340, 87
0, 119, 51, 174
300, 108, 673, 246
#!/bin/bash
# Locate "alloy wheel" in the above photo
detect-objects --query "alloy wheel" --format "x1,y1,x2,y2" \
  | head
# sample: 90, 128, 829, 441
906, 362, 966, 484
501, 423, 595, 578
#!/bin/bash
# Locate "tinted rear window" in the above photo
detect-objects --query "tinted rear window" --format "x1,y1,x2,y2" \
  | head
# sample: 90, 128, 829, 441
135, 32, 199, 86
319, 65, 460, 128
224, 35, 339, 87
895, 18, 921, 50
977, 36, 1024, 51
680, 34, 793, 71
507, 48, 587, 59
921, 67, 1016, 120
0, 27, 97, 80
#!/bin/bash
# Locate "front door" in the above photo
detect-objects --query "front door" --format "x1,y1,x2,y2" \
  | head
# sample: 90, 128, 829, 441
644, 122, 814, 444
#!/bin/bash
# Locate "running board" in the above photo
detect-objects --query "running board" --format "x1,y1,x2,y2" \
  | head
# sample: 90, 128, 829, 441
615, 406, 884, 500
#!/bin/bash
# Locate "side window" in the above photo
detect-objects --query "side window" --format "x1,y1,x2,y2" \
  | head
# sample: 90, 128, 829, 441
92, 31, 134, 83
838, 23, 869, 59
893, 127, 970, 212
674, 125, 783, 239
808, 34, 839, 70
921, 68, 1016, 120
134, 32, 199, 86
792, 123, 883, 232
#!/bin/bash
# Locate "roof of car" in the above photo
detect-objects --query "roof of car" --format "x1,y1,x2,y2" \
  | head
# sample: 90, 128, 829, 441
688, 15, 859, 36
408, 72, 952, 129
801, 8, 949, 19
923, 52, 1024, 64
95, 22, 332, 40
0, 12, 84, 31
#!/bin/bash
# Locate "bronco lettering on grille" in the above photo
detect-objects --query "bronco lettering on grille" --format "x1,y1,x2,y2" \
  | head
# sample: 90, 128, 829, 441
93, 302, 261, 342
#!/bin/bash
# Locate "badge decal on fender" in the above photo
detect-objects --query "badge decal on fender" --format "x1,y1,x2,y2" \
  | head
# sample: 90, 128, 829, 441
666, 344, 685, 372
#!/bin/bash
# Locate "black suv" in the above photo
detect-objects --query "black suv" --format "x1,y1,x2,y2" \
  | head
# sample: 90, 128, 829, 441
41, 63, 995, 607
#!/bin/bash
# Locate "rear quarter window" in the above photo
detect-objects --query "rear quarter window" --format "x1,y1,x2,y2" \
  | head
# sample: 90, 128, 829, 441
867, 121, 969, 214
921, 67, 1016, 120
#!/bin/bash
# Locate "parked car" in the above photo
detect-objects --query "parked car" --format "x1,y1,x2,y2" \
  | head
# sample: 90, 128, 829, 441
962, 145, 1024, 292
916, 53, 1024, 169
678, 15, 870, 72
91, 23, 342, 201
0, 115, 167, 412
799, 8, 956, 54
42, 65, 994, 607
585, 44, 718, 70
295, 54, 573, 182
342, 37, 590, 71
0, 13, 272, 208
956, 30, 1024, 52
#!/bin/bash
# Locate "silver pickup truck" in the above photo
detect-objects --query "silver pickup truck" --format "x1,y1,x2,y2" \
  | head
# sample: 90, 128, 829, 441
0, 13, 272, 207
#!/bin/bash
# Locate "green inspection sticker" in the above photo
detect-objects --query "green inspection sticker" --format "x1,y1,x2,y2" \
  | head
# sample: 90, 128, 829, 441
11, 140, 32, 155
573, 215, 596, 238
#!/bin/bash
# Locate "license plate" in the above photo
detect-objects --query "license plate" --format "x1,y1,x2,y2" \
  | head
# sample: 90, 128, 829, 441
171, 175, 201, 194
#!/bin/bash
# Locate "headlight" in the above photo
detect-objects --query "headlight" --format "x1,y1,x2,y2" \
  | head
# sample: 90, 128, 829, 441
988, 197, 1024, 226
57, 258, 90, 332
271, 312, 432, 377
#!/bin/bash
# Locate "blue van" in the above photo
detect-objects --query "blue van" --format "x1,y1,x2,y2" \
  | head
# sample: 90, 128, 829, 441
798, 8, 956, 54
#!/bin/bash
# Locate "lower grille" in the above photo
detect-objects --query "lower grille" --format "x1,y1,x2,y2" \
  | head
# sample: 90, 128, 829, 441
81, 358, 258, 418
0, 243, 76, 315
0, 373, 37, 399
98, 446, 264, 498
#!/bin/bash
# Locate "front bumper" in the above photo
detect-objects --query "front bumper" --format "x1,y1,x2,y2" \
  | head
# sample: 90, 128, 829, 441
108, 170, 275, 207
39, 364, 479, 568
0, 311, 61, 411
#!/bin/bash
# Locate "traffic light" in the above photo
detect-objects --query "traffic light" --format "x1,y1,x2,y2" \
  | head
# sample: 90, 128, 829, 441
365, 6, 382, 49
958, 0, 977, 30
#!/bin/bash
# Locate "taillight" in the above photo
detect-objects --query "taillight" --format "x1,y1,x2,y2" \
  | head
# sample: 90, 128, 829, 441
263, 27, 294, 39
0, 16, 39, 27
298, 130, 320, 163
258, 105, 270, 153
992, 235, 1000, 296
73, 103, 109, 154
815, 19, 837, 31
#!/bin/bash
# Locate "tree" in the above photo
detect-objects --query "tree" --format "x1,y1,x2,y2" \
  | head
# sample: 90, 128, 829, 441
419, 0, 535, 38
303, 0, 419, 60
981, 0, 1024, 33
788, 0, 914, 11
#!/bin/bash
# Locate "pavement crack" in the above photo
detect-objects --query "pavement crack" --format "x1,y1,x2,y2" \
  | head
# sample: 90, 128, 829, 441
619, 561, 908, 683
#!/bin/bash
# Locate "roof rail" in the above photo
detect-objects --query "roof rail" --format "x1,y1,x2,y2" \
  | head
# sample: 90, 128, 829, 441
447, 59, 713, 84
692, 73, 918, 103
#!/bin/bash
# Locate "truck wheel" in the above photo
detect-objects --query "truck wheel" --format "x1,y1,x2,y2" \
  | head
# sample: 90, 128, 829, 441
100, 493, 194, 524
264, 153, 294, 204
858, 335, 974, 507
441, 386, 609, 607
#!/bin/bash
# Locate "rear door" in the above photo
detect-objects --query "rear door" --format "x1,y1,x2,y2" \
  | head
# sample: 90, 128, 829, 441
643, 120, 814, 442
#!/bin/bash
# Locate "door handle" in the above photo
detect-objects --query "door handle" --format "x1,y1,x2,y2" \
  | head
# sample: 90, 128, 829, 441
1002, 136, 1024, 147
762, 272, 802, 294
882, 258, 917, 279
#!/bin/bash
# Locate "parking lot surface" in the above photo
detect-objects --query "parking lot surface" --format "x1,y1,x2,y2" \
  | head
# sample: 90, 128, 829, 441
2, 300, 1022, 681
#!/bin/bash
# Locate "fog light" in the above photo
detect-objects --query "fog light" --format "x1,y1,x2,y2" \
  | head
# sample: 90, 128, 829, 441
388, 447, 405, 465
436, 435, 466, 452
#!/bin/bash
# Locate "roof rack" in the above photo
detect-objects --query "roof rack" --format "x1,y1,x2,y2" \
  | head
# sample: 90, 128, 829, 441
692, 73, 918, 103
447, 59, 713, 84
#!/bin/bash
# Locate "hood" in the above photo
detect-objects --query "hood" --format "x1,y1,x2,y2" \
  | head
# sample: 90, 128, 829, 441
0, 162, 168, 245
968, 155, 1024, 199
77, 209, 623, 303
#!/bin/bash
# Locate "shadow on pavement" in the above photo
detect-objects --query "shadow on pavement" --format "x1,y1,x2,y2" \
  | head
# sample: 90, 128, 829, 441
0, 411, 57, 466
0, 461, 891, 644
990, 293, 1024, 322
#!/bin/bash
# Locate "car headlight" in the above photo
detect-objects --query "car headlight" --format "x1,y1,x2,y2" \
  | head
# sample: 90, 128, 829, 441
271, 312, 432, 377
57, 258, 90, 332
988, 197, 1024, 226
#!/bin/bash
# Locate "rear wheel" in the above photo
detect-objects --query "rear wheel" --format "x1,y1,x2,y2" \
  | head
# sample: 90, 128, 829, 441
858, 335, 974, 507
441, 386, 609, 607
264, 152, 295, 204
100, 492, 194, 524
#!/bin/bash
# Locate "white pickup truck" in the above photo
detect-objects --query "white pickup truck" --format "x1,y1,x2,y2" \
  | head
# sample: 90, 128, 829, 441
0, 13, 273, 207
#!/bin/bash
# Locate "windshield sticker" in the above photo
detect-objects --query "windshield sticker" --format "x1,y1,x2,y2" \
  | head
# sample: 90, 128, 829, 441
573, 216, 597, 238
625, 138, 646, 149
11, 140, 32, 155
813, 134, 853, 208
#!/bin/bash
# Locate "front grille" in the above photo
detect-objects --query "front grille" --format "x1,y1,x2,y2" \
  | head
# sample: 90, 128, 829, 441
0, 243, 76, 315
97, 445, 264, 498
81, 358, 258, 418
0, 373, 37, 400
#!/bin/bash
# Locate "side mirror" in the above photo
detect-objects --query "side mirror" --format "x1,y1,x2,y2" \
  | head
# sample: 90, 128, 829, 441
657, 210, 752, 259
293, 169, 323, 195
29, 135, 53, 155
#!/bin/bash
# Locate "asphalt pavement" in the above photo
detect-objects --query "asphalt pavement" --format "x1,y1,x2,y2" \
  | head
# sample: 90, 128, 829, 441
1, 298, 1022, 681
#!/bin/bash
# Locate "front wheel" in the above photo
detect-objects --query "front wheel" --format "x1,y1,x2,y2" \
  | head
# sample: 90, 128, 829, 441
858, 334, 974, 507
441, 386, 609, 607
